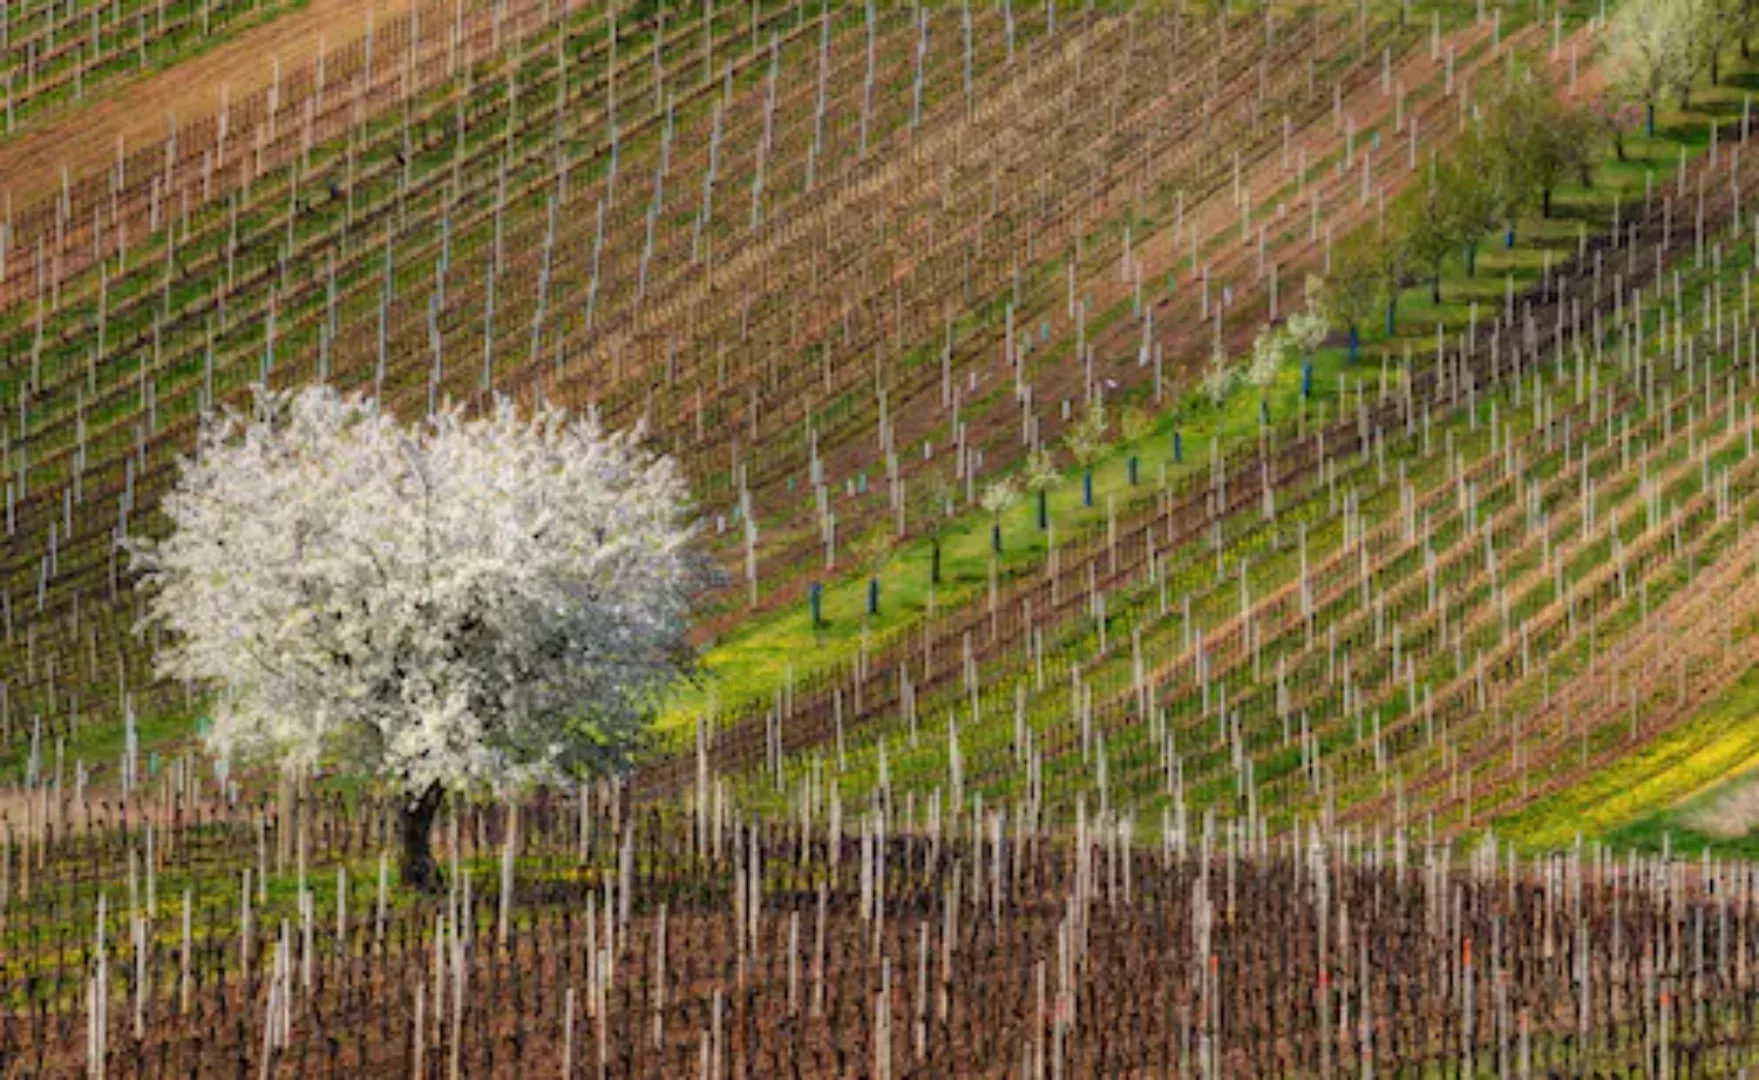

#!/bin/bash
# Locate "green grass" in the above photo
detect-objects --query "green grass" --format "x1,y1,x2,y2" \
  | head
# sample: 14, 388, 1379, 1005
0, 705, 194, 786
1497, 661, 1759, 856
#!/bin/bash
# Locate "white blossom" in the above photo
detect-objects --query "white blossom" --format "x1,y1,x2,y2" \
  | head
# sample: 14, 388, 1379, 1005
1244, 326, 1289, 389
980, 477, 1021, 517
1023, 449, 1061, 492
125, 384, 713, 801
1201, 353, 1238, 406
1284, 309, 1331, 358
1062, 398, 1111, 467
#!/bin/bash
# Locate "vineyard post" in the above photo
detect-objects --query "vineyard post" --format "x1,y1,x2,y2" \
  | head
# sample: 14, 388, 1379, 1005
807, 14, 828, 189
859, 3, 875, 157
413, 979, 426, 1078
241, 868, 253, 987
562, 984, 575, 1074
961, 0, 973, 110
375, 851, 388, 944
498, 802, 516, 942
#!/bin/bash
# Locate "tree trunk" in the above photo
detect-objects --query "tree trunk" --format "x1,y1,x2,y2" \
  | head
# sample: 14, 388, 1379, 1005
399, 783, 446, 893
930, 538, 942, 584
1431, 273, 1442, 305
1542, 188, 1552, 219
1615, 132, 1626, 162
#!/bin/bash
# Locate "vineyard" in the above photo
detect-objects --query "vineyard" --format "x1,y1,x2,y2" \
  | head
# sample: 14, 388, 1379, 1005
1, 0, 1759, 1072
4, 793, 1759, 1074
670, 128, 1759, 847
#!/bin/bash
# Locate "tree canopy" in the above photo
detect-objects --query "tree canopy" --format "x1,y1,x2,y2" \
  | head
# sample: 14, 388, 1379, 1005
1604, 0, 1715, 128
1315, 59, 1610, 338
127, 384, 712, 886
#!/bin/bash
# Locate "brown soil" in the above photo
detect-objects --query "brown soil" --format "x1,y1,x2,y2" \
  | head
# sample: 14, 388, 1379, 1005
0, 0, 415, 207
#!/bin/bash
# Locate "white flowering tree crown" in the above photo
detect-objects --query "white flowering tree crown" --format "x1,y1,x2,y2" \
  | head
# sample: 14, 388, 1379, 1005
1062, 399, 1110, 467
1244, 326, 1289, 389
980, 477, 1021, 518
1284, 309, 1331, 358
1024, 449, 1062, 492
1200, 350, 1237, 406
127, 384, 712, 803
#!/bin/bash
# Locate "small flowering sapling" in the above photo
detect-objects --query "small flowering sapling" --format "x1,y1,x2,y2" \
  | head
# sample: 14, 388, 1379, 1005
1590, 89, 1644, 162
1604, 0, 1707, 135
850, 532, 893, 619
125, 385, 713, 891
1315, 253, 1376, 364
1244, 326, 1289, 389
1199, 348, 1236, 408
1119, 407, 1152, 486
1375, 232, 1412, 337
912, 471, 960, 587
1024, 449, 1061, 530
1285, 308, 1330, 399
1063, 399, 1109, 508
1285, 309, 1330, 359
979, 477, 1021, 554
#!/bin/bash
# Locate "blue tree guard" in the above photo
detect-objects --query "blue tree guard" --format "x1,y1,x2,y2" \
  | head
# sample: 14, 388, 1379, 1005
1173, 428, 1184, 464
1082, 470, 1094, 508
809, 583, 824, 628
1037, 487, 1049, 530
1128, 455, 1139, 486
866, 577, 880, 617
1302, 361, 1314, 398
1348, 326, 1361, 365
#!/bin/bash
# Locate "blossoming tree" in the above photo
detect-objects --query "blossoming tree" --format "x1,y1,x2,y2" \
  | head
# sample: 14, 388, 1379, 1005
126, 385, 711, 890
